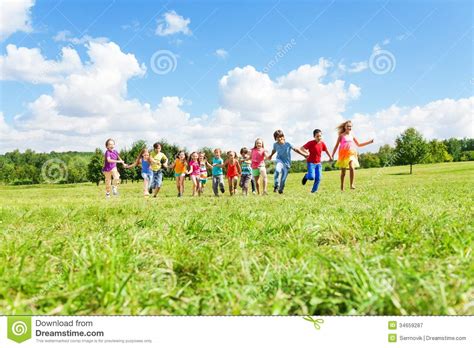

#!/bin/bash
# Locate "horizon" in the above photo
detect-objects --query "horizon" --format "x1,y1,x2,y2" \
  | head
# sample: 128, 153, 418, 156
1, 0, 473, 154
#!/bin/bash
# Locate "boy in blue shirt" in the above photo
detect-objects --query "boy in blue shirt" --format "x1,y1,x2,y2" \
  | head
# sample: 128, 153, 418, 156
211, 148, 226, 196
267, 129, 307, 194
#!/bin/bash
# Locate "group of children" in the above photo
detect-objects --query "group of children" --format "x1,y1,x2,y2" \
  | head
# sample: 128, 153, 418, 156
101, 120, 374, 198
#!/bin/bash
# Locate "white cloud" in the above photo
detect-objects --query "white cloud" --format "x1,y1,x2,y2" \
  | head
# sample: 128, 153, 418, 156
0, 44, 83, 84
53, 30, 109, 45
351, 97, 474, 147
155, 10, 191, 36
0, 0, 35, 41
1, 40, 472, 154
214, 49, 228, 59
347, 61, 368, 73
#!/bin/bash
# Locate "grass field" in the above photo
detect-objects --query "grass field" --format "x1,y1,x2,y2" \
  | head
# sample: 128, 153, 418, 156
0, 162, 473, 315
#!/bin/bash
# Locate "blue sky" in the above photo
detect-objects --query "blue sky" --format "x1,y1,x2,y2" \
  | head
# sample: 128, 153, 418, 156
0, 0, 472, 152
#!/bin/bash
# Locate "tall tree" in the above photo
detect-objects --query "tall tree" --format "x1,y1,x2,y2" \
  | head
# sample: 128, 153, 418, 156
395, 128, 428, 174
87, 148, 104, 186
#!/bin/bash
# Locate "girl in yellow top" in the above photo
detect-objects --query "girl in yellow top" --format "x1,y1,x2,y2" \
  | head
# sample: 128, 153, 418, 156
170, 150, 188, 197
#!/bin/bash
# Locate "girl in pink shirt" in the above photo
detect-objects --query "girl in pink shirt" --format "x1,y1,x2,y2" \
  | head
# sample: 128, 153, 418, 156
251, 138, 269, 195
187, 152, 201, 196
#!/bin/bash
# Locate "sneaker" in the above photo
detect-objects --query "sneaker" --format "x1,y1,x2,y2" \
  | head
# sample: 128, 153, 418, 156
177, 193, 182, 197
273, 186, 278, 193
278, 190, 283, 194
148, 187, 153, 194
262, 191, 268, 196
302, 175, 307, 186
252, 191, 257, 195
105, 192, 111, 199
112, 186, 118, 195
220, 188, 225, 194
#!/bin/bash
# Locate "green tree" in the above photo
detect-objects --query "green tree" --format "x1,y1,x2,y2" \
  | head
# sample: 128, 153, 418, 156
424, 140, 452, 163
87, 148, 104, 186
378, 144, 395, 167
395, 128, 428, 174
443, 138, 462, 161
359, 152, 381, 168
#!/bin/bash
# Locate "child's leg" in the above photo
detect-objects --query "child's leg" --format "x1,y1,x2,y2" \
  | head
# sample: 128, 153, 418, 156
227, 177, 233, 195
306, 163, 316, 181
254, 175, 261, 194
233, 177, 238, 193
212, 176, 218, 196
349, 161, 355, 189
260, 167, 268, 194
251, 176, 256, 193
218, 175, 225, 193
274, 162, 282, 189
279, 166, 289, 192
311, 163, 322, 193
175, 176, 180, 194
153, 170, 163, 196
340, 168, 346, 191
104, 171, 112, 194
112, 168, 120, 186
143, 177, 149, 194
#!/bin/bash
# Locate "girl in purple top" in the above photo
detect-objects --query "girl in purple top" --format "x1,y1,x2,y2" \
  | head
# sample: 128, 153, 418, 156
187, 152, 201, 196
125, 148, 153, 197
102, 138, 124, 198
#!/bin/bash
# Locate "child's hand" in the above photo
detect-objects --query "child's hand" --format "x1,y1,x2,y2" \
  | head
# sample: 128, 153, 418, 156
369, 139, 374, 144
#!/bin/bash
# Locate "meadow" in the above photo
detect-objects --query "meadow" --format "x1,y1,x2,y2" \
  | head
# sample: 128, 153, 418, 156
0, 162, 472, 315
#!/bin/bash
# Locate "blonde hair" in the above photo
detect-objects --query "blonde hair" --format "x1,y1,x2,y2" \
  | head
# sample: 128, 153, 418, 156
336, 120, 352, 135
253, 138, 264, 149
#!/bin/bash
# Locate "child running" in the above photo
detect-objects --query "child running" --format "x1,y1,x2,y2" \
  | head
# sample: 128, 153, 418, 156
251, 138, 269, 195
331, 120, 374, 190
170, 151, 187, 197
239, 147, 252, 195
220, 151, 241, 195
300, 129, 332, 193
267, 129, 307, 194
102, 138, 124, 198
149, 142, 168, 197
198, 152, 213, 195
125, 148, 153, 196
211, 148, 226, 196
187, 152, 201, 196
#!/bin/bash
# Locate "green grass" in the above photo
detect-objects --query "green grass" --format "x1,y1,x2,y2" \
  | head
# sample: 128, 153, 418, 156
0, 162, 473, 315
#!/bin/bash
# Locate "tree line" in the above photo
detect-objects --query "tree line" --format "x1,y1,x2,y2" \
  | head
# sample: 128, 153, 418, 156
0, 128, 473, 185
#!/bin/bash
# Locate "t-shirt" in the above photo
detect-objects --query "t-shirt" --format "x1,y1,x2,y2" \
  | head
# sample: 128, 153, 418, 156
141, 159, 152, 175
200, 163, 208, 179
241, 159, 252, 175
102, 149, 119, 172
150, 151, 168, 171
189, 160, 200, 176
273, 142, 293, 168
251, 148, 266, 169
212, 157, 223, 176
303, 140, 328, 164
174, 160, 187, 174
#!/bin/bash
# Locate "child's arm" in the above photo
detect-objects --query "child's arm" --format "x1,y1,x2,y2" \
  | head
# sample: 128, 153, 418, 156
267, 149, 276, 160
206, 161, 213, 169
217, 160, 227, 168
325, 149, 333, 161
293, 147, 308, 158
124, 162, 138, 169
354, 137, 374, 148
331, 136, 341, 158
107, 156, 124, 164
162, 156, 169, 168
298, 146, 309, 158
236, 161, 242, 175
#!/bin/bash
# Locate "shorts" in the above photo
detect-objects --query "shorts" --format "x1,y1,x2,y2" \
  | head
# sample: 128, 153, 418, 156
200, 178, 208, 184
240, 174, 252, 189
252, 166, 266, 177
174, 172, 185, 177
151, 170, 163, 188
141, 172, 153, 181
